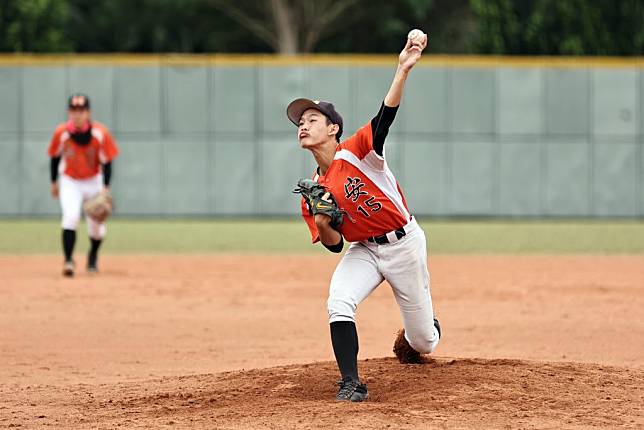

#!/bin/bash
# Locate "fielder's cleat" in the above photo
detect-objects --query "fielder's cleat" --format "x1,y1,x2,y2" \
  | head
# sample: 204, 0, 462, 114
393, 328, 423, 364
62, 261, 75, 278
87, 252, 99, 274
336, 376, 368, 402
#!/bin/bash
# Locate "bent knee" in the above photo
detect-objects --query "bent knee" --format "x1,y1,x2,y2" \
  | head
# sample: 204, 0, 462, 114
327, 297, 356, 323
407, 330, 439, 354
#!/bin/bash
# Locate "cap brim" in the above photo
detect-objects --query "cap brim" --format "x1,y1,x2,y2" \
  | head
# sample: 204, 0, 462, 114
286, 98, 324, 126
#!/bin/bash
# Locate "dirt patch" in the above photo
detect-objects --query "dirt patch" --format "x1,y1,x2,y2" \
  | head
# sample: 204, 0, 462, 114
4, 358, 643, 429
1, 255, 643, 428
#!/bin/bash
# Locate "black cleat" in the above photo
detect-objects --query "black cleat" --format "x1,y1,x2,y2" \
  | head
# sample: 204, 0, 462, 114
336, 377, 368, 402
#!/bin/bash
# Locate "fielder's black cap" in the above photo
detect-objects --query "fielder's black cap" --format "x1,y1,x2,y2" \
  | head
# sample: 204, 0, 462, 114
68, 93, 90, 109
287, 98, 343, 141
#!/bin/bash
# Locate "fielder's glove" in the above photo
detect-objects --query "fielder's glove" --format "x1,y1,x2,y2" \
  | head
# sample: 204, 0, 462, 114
293, 178, 344, 229
83, 190, 113, 223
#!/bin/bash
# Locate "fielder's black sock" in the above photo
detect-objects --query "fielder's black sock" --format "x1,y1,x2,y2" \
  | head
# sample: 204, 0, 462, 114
330, 321, 360, 381
62, 229, 76, 262
88, 238, 102, 267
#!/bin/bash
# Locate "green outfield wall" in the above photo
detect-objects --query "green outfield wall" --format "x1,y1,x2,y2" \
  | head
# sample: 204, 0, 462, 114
1, 55, 643, 217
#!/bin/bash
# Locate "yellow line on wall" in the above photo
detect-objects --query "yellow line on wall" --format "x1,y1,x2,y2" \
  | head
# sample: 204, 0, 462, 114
0, 54, 642, 68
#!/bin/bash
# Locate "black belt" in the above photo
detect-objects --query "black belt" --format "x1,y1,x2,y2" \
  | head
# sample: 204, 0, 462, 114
367, 227, 406, 244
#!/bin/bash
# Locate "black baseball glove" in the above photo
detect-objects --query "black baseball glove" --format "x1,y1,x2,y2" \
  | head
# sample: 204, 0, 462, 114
293, 178, 344, 229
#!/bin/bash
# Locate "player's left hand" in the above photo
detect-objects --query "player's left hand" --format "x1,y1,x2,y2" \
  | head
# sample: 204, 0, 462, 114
399, 33, 427, 72
293, 178, 345, 229
50, 182, 59, 199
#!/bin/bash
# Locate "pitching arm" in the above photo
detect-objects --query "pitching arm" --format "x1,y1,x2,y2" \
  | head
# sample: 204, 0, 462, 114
372, 30, 427, 156
383, 30, 427, 108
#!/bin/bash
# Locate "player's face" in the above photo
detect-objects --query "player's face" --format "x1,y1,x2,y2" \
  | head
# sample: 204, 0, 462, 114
68, 107, 91, 129
298, 109, 335, 148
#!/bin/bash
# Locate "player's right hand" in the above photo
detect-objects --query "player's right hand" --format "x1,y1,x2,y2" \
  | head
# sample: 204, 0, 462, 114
399, 34, 427, 72
50, 182, 59, 199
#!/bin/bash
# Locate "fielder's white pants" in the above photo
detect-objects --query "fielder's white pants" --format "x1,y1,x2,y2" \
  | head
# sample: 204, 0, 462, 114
59, 174, 106, 239
327, 217, 440, 354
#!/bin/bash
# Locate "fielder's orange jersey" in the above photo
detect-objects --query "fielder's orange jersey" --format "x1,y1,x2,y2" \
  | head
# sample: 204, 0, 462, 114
301, 121, 411, 243
48, 122, 119, 180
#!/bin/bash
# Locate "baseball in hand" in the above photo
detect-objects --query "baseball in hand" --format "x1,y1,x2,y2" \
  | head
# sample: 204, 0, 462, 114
407, 29, 426, 46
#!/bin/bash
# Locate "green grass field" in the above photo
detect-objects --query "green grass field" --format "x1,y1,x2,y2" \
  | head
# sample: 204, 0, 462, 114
1, 218, 643, 254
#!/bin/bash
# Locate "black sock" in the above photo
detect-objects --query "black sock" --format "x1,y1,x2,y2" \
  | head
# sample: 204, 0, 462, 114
62, 229, 76, 262
330, 321, 359, 381
88, 238, 102, 267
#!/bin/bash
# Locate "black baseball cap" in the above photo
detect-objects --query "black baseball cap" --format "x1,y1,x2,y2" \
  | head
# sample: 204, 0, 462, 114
68, 93, 90, 109
287, 98, 343, 141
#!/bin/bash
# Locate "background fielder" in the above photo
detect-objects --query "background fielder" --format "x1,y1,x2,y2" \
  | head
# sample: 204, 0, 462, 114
48, 94, 119, 277
288, 30, 440, 402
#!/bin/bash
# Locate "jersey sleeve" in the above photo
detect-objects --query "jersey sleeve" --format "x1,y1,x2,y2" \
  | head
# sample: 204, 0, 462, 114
340, 121, 374, 160
339, 119, 386, 171
301, 198, 320, 244
47, 125, 66, 157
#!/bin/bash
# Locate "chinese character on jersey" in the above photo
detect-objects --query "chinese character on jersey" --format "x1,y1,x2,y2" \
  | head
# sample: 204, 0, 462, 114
344, 177, 368, 202
344, 176, 382, 217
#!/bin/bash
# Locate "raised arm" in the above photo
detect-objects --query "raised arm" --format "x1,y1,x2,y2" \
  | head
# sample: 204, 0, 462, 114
372, 30, 428, 155
384, 30, 428, 108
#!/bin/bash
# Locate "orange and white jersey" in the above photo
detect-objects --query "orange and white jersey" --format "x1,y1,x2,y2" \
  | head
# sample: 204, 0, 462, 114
48, 121, 119, 180
301, 120, 411, 243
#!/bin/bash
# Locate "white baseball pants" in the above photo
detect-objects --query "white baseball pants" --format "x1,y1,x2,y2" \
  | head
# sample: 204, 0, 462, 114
59, 174, 106, 239
327, 217, 440, 354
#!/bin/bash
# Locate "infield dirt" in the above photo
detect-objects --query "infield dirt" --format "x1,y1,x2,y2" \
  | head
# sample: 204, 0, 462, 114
1, 255, 643, 428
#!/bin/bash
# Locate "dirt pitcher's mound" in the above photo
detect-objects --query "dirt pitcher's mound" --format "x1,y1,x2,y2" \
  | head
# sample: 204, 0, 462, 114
7, 357, 643, 429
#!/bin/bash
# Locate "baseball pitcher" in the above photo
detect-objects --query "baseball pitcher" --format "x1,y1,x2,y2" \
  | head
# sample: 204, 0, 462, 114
48, 94, 119, 277
289, 30, 440, 402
